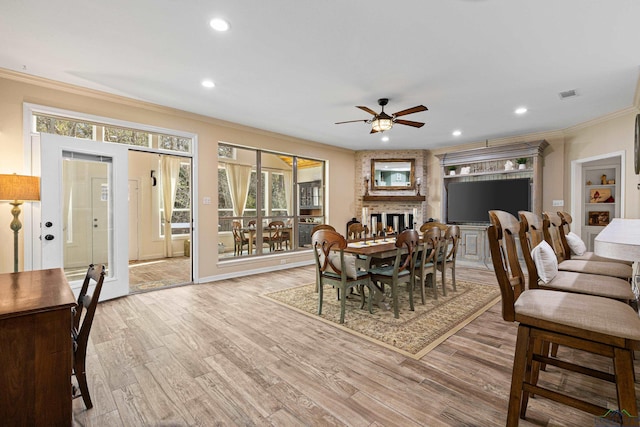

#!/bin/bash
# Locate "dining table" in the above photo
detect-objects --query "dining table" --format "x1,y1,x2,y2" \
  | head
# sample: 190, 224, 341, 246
594, 218, 640, 297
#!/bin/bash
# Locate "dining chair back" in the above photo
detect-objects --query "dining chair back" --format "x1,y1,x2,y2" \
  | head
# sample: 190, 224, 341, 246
72, 264, 106, 410
311, 224, 336, 235
419, 221, 448, 233
369, 229, 420, 319
313, 229, 373, 323
487, 221, 640, 425
266, 220, 288, 251
414, 227, 442, 302
232, 220, 249, 255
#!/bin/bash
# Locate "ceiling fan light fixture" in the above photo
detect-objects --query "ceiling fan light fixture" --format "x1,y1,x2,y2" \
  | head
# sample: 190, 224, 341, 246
372, 118, 393, 132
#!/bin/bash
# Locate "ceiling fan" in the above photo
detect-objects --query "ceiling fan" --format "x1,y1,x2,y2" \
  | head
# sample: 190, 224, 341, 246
335, 98, 428, 133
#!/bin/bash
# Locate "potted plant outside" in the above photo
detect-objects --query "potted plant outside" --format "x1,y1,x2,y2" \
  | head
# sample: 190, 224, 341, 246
516, 158, 527, 170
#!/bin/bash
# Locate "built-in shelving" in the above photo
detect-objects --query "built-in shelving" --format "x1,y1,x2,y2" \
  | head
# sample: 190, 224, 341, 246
443, 168, 532, 179
362, 195, 425, 202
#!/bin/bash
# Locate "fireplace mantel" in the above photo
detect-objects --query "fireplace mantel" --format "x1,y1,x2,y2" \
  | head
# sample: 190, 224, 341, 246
362, 195, 425, 202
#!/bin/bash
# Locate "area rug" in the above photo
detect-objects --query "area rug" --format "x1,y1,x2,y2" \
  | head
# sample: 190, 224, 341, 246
262, 280, 501, 359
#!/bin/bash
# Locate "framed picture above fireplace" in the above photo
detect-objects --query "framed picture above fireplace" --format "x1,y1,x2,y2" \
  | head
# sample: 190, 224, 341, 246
371, 158, 415, 191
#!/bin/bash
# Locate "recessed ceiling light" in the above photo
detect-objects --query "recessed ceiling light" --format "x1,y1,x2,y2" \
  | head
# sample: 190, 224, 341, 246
201, 79, 215, 88
381, 135, 390, 142
209, 18, 229, 32
452, 130, 462, 136
515, 107, 528, 115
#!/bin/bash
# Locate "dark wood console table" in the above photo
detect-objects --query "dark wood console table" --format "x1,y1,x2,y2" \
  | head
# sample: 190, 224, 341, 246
0, 268, 76, 426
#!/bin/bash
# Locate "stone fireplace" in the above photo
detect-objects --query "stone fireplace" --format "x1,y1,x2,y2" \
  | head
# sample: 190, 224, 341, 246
355, 150, 428, 229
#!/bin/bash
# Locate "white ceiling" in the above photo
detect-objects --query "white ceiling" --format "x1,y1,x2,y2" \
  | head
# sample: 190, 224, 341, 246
2, 1, 639, 151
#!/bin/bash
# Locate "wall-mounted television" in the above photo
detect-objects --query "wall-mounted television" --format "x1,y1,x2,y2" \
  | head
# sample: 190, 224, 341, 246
446, 178, 531, 224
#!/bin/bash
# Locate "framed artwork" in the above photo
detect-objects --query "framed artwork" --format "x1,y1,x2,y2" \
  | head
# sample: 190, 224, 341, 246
588, 211, 610, 226
589, 188, 613, 203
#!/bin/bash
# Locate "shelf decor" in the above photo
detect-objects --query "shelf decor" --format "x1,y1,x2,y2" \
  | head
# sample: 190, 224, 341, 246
588, 211, 610, 226
589, 188, 613, 203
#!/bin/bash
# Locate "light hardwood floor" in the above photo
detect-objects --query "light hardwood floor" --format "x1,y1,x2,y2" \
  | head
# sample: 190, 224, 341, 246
73, 265, 639, 426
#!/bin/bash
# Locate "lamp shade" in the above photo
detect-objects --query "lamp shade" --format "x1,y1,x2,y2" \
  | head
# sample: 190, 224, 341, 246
0, 174, 41, 201
371, 117, 393, 132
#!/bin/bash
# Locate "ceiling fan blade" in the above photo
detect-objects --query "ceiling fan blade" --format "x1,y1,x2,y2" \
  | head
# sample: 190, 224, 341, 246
357, 106, 378, 116
392, 105, 428, 117
370, 128, 379, 134
395, 119, 425, 128
335, 119, 368, 124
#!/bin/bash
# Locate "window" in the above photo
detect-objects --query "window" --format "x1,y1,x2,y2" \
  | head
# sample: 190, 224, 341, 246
33, 112, 193, 155
270, 172, 287, 216
103, 126, 151, 147
160, 135, 191, 153
160, 162, 191, 236
35, 114, 94, 139
217, 143, 325, 258
218, 145, 235, 159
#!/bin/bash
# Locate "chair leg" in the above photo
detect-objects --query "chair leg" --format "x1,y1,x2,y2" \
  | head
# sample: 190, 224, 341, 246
613, 347, 638, 417
450, 262, 457, 291
74, 358, 93, 409
318, 283, 324, 315
339, 286, 347, 324
508, 325, 530, 426
408, 277, 414, 312
441, 265, 448, 297
419, 270, 426, 304
392, 282, 400, 319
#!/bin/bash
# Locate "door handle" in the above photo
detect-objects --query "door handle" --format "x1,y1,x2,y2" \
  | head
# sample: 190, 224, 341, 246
44, 234, 55, 241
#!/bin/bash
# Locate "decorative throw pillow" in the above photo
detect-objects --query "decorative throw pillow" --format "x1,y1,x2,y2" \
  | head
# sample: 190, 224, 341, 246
531, 240, 558, 284
565, 231, 587, 256
317, 250, 358, 279
328, 253, 358, 279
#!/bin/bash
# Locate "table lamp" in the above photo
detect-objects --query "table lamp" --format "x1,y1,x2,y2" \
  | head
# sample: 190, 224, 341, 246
0, 174, 40, 272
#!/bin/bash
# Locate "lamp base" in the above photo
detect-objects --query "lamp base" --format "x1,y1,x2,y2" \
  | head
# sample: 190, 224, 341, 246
10, 200, 23, 273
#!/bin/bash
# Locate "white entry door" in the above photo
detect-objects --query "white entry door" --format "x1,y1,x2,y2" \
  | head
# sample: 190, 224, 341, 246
40, 133, 129, 300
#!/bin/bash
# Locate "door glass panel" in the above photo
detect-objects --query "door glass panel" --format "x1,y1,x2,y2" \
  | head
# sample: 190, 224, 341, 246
62, 153, 112, 282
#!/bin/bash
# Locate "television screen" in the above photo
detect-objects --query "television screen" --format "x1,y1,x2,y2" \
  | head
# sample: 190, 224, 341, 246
446, 178, 531, 224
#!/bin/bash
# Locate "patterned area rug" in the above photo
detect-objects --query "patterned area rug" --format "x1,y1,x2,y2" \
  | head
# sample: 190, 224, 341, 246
262, 280, 501, 359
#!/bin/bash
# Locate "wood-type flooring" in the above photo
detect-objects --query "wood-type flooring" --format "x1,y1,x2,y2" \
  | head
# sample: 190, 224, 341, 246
72, 264, 639, 426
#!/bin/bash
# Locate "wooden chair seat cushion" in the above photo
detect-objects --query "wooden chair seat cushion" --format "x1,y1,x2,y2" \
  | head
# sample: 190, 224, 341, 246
569, 251, 633, 266
369, 266, 411, 277
546, 270, 635, 300
558, 259, 632, 280
323, 270, 369, 280
515, 289, 640, 341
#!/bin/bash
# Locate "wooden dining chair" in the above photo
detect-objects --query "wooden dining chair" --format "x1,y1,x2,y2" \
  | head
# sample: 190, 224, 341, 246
487, 221, 640, 425
313, 229, 374, 323
369, 229, 420, 319
436, 225, 460, 295
265, 220, 288, 251
419, 221, 448, 233
557, 211, 632, 265
232, 220, 249, 255
492, 210, 635, 302
413, 227, 442, 303
72, 264, 106, 410
542, 212, 632, 281
311, 223, 335, 235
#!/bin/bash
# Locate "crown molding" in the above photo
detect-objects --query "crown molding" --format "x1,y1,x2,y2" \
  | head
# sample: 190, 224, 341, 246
562, 106, 638, 134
